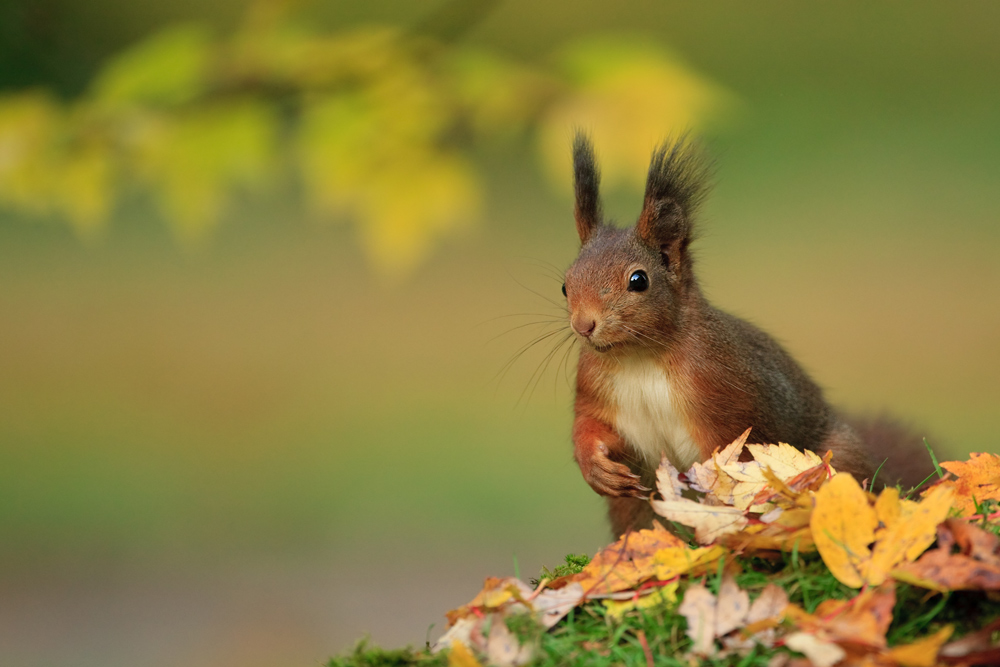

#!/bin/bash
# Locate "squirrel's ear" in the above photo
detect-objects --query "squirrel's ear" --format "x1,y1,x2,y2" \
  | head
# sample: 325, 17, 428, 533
636, 138, 710, 255
573, 132, 602, 244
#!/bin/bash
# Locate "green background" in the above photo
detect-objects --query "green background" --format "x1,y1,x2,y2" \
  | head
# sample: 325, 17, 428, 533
1, 2, 998, 667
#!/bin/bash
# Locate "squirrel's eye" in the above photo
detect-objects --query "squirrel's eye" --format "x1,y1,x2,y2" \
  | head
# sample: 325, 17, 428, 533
628, 270, 649, 292
561, 283, 567, 297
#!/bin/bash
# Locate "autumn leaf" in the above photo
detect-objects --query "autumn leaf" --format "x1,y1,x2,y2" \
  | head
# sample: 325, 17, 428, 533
679, 583, 718, 656
486, 618, 535, 667
811, 473, 955, 588
573, 522, 685, 595
681, 430, 831, 514
602, 583, 677, 622
939, 452, 1000, 516
939, 618, 1000, 666
677, 573, 788, 657
652, 544, 728, 581
447, 641, 482, 667
445, 577, 533, 626
865, 482, 955, 585
724, 507, 816, 553
811, 473, 878, 588
887, 625, 954, 667
784, 632, 846, 667
892, 518, 1000, 591
649, 495, 749, 544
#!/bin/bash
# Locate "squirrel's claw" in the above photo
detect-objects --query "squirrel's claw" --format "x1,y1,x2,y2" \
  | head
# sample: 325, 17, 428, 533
584, 450, 651, 498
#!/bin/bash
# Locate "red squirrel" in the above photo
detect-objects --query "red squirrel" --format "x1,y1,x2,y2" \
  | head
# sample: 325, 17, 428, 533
563, 133, 933, 536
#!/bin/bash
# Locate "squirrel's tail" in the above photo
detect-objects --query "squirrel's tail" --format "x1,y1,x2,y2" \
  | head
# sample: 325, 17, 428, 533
844, 413, 938, 491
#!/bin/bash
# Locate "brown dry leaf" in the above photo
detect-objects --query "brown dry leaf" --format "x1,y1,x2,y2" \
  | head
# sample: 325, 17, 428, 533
939, 617, 1000, 665
532, 583, 585, 629
679, 583, 718, 657
865, 482, 955, 585
784, 632, 846, 667
685, 428, 752, 495
677, 573, 787, 657
893, 518, 1000, 591
939, 452, 1000, 516
811, 474, 878, 588
715, 572, 751, 637
650, 495, 749, 544
656, 455, 689, 500
681, 430, 831, 518
725, 508, 816, 553
887, 625, 953, 667
751, 452, 833, 508
783, 586, 895, 650
724, 583, 789, 650
574, 523, 685, 595
486, 617, 534, 667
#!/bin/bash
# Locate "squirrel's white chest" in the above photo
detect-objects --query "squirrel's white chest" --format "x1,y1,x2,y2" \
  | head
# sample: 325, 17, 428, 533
607, 359, 700, 472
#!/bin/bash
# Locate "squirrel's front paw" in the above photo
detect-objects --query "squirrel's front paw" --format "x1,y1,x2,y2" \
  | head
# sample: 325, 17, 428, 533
582, 444, 651, 498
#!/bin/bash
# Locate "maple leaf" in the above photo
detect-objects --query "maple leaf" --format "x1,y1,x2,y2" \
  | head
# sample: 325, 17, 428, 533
693, 437, 828, 511
939, 452, 1000, 516
811, 474, 954, 588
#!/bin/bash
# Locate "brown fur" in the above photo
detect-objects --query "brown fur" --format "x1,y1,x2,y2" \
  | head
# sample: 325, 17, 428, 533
563, 134, 932, 537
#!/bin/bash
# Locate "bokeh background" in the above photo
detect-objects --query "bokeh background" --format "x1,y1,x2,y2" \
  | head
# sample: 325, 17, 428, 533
1, 2, 998, 666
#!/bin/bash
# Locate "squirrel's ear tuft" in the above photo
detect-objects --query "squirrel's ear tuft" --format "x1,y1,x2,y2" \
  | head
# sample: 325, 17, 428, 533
573, 132, 602, 244
636, 137, 711, 252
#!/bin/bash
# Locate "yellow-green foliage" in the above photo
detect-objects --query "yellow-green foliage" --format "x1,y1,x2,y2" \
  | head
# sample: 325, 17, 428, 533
0, 0, 729, 274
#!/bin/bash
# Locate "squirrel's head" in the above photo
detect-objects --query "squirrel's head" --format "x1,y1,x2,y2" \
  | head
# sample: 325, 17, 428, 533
563, 133, 710, 355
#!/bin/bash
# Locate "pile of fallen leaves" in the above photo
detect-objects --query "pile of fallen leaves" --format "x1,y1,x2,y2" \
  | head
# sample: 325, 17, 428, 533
429, 435, 1000, 667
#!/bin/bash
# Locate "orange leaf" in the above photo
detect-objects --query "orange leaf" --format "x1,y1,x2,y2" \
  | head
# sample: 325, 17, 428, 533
574, 522, 685, 595
939, 452, 1000, 516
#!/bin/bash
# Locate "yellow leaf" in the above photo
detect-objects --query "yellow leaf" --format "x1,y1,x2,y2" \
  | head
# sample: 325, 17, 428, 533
135, 101, 275, 244
602, 583, 677, 621
448, 641, 482, 667
746, 443, 824, 480
652, 544, 726, 581
865, 483, 955, 585
538, 38, 734, 194
886, 625, 953, 667
575, 523, 685, 595
811, 473, 877, 588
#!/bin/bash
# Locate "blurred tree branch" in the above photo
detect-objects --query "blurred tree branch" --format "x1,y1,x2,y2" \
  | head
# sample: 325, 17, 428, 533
0, 0, 732, 275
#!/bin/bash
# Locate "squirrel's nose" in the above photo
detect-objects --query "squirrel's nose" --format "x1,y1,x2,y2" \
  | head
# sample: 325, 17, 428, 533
572, 316, 597, 337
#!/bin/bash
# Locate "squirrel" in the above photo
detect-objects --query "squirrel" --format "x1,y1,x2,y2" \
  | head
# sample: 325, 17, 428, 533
562, 133, 933, 537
